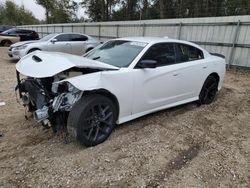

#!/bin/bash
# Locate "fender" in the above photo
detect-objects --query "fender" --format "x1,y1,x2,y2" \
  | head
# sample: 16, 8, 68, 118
56, 70, 134, 121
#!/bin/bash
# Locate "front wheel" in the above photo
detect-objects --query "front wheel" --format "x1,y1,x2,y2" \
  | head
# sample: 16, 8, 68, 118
1, 40, 12, 47
67, 94, 116, 147
199, 76, 218, 105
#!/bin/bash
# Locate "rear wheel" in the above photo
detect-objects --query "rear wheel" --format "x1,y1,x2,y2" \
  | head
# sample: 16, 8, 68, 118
67, 94, 116, 147
199, 76, 218, 104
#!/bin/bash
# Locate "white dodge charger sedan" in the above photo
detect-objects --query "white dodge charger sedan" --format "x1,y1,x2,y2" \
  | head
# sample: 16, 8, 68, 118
8, 33, 100, 59
16, 37, 226, 146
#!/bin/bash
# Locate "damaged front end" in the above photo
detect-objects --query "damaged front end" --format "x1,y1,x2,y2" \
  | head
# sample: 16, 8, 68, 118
16, 70, 83, 132
15, 51, 119, 140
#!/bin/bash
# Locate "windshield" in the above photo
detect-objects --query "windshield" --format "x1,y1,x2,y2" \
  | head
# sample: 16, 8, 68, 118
85, 40, 148, 67
39, 34, 57, 41
1, 28, 16, 35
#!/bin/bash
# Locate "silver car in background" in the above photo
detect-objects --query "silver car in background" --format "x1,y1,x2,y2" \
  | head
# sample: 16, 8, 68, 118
8, 33, 101, 59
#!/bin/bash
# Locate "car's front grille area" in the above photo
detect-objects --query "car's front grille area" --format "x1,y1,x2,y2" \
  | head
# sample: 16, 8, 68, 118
9, 47, 13, 51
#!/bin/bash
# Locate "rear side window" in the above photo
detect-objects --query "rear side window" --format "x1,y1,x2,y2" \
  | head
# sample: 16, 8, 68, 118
175, 43, 204, 63
55, 34, 71, 42
19, 30, 31, 34
70, 34, 88, 41
141, 43, 176, 67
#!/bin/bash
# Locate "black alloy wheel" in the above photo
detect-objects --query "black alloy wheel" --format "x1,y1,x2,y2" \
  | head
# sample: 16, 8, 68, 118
68, 94, 116, 147
199, 76, 218, 104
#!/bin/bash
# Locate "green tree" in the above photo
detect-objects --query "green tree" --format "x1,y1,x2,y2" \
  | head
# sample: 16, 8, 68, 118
81, 0, 118, 21
36, 0, 55, 24
36, 0, 78, 23
81, 0, 250, 21
0, 0, 39, 25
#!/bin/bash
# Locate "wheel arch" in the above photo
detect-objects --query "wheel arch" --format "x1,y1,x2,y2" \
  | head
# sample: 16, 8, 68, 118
83, 89, 120, 120
208, 72, 220, 85
27, 48, 41, 54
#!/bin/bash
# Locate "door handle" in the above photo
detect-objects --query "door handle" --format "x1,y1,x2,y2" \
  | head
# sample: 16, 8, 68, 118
203, 66, 207, 69
173, 73, 179, 76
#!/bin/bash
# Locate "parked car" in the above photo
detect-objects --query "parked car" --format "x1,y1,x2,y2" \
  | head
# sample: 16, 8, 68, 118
15, 37, 226, 146
0, 28, 39, 46
8, 33, 101, 59
0, 25, 13, 33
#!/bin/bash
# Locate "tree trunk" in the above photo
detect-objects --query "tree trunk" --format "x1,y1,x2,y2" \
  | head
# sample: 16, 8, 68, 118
159, 0, 165, 19
143, 0, 148, 19
101, 0, 106, 21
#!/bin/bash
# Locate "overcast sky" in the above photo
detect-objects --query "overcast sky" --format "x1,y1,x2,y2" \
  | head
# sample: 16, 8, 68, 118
1, 0, 85, 20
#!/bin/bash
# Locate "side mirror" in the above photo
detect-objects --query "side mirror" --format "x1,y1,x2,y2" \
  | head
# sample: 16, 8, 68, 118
50, 38, 58, 43
137, 59, 157, 69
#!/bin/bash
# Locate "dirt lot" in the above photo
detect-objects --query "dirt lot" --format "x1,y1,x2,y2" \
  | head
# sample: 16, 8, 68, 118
0, 47, 249, 188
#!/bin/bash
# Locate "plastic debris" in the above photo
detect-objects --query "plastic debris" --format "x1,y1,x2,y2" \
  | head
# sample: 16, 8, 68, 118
0, 102, 6, 106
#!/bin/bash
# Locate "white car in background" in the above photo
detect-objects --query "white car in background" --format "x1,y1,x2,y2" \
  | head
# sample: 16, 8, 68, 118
16, 37, 226, 147
8, 33, 100, 59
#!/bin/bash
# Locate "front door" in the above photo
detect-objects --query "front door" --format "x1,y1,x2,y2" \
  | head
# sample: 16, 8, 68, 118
47, 34, 72, 54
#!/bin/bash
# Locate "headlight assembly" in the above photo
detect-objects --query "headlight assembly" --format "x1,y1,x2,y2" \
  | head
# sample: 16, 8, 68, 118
15, 45, 27, 50
52, 82, 79, 94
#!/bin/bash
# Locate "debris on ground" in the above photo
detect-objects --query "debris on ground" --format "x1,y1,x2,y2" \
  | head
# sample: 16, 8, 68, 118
0, 47, 249, 187
0, 102, 5, 106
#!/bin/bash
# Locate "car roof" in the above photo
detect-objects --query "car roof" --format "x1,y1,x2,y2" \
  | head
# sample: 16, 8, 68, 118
114, 37, 173, 43
56, 32, 87, 35
114, 36, 206, 51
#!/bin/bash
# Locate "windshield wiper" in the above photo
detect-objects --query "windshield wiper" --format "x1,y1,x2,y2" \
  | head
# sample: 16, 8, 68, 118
92, 56, 100, 60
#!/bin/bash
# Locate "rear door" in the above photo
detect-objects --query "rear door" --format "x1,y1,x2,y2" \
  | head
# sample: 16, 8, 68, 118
132, 42, 208, 115
70, 34, 88, 55
174, 43, 210, 98
47, 34, 72, 54
18, 30, 30, 41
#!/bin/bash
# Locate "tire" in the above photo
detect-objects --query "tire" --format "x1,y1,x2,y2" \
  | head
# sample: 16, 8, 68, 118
28, 48, 40, 54
1, 40, 12, 47
199, 76, 218, 105
67, 94, 117, 147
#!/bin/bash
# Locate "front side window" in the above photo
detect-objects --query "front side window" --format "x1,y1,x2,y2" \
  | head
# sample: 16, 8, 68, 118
140, 43, 176, 67
40, 34, 57, 42
55, 34, 71, 42
176, 43, 204, 63
85, 40, 147, 67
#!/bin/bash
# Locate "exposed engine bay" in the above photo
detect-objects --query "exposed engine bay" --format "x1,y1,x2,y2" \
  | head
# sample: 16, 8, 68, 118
16, 68, 101, 134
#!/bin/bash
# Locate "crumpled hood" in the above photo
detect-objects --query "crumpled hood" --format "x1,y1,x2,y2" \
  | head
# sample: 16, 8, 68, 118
11, 40, 39, 47
16, 51, 119, 78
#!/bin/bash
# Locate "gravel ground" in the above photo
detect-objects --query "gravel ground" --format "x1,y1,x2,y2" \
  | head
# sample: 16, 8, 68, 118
0, 47, 249, 188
